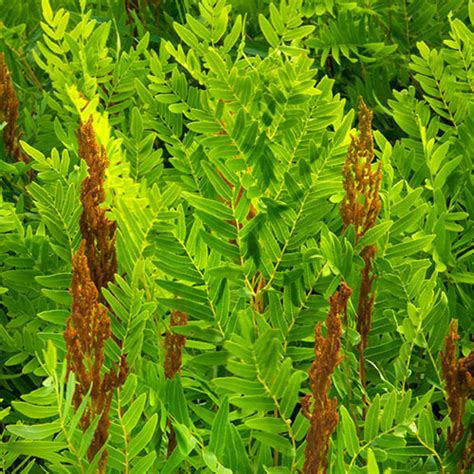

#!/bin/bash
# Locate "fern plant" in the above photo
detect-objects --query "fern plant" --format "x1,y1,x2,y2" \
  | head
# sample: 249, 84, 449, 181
0, 0, 472, 473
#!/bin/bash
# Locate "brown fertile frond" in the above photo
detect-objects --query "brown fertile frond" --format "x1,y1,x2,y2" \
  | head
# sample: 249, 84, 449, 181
340, 98, 381, 245
340, 99, 382, 402
164, 310, 188, 380
440, 319, 464, 451
302, 282, 352, 474
64, 242, 126, 471
440, 321, 474, 471
164, 310, 188, 457
0, 52, 28, 164
77, 116, 117, 293
459, 348, 474, 397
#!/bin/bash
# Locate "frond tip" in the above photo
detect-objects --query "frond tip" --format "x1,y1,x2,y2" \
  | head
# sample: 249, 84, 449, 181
302, 281, 352, 474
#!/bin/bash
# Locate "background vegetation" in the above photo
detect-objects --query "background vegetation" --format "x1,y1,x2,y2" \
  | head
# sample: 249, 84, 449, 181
0, 0, 473, 473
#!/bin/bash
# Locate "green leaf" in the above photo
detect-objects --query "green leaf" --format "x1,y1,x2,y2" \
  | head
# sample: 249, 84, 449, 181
223, 15, 242, 53
206, 48, 228, 78
418, 406, 435, 448
229, 395, 274, 411
41, 289, 72, 305
123, 393, 147, 433
283, 25, 315, 41
157, 280, 207, 304
174, 422, 197, 456
43, 340, 57, 373
434, 156, 462, 188
186, 14, 211, 42
35, 273, 71, 288
5, 353, 29, 366
12, 402, 57, 419
253, 432, 295, 457
167, 377, 191, 426
269, 4, 284, 34
408, 388, 434, 420
130, 451, 157, 474
209, 396, 229, 458
364, 394, 380, 441
173, 22, 200, 49
184, 193, 234, 221
366, 448, 380, 473
5, 441, 67, 462
128, 413, 158, 459
380, 391, 397, 431
38, 309, 69, 325
280, 371, 304, 419
161, 446, 186, 474
41, 0, 53, 24
340, 406, 359, 457
358, 221, 393, 248
244, 417, 287, 434
200, 231, 240, 260
20, 141, 46, 163
385, 235, 435, 259
259, 14, 279, 48
6, 421, 61, 440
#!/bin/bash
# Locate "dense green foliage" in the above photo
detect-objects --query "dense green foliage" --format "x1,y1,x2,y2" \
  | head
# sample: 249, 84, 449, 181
0, 0, 473, 472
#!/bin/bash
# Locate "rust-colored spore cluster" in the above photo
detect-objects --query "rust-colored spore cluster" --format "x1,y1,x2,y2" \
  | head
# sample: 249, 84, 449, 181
64, 117, 127, 472
64, 243, 127, 470
340, 98, 381, 245
77, 117, 117, 293
301, 282, 352, 474
340, 98, 381, 396
0, 52, 28, 164
164, 310, 188, 457
440, 320, 474, 470
164, 310, 188, 379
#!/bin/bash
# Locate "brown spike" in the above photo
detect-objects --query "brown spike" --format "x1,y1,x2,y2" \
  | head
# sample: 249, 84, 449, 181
77, 116, 117, 293
340, 98, 381, 400
64, 242, 123, 471
65, 118, 128, 472
0, 52, 28, 165
164, 310, 188, 457
340, 98, 381, 245
302, 282, 352, 474
164, 310, 188, 380
440, 319, 474, 471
